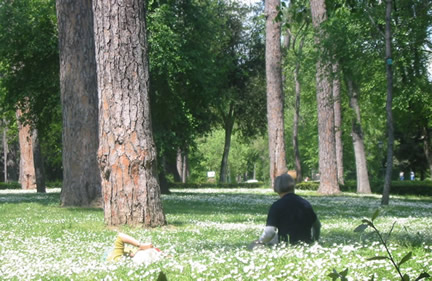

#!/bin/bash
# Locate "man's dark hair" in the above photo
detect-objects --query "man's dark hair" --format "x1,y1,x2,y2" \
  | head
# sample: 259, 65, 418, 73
274, 173, 295, 194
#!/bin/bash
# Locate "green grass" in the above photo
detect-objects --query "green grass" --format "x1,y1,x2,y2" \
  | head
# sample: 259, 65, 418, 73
0, 188, 431, 280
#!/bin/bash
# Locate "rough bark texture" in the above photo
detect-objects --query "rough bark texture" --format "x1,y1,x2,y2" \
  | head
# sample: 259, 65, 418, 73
93, 0, 166, 226
381, 0, 394, 206
56, 0, 101, 206
332, 63, 344, 185
310, 0, 339, 194
16, 109, 36, 190
265, 0, 287, 186
347, 79, 371, 194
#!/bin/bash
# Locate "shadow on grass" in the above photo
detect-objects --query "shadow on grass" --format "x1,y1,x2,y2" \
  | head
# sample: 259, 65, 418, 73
0, 191, 60, 206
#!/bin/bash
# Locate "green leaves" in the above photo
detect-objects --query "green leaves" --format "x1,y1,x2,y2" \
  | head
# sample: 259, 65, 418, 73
398, 252, 412, 267
328, 268, 348, 281
353, 223, 368, 233
354, 209, 380, 232
352, 210, 430, 281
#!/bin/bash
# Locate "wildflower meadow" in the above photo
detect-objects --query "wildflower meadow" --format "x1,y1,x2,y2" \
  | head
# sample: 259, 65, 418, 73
0, 187, 431, 280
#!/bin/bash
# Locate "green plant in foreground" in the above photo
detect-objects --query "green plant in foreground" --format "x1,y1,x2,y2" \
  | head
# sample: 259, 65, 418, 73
329, 209, 430, 281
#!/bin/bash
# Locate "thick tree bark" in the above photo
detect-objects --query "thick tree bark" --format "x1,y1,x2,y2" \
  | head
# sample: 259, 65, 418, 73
347, 79, 371, 194
266, 0, 287, 186
332, 63, 344, 185
310, 0, 339, 194
56, 0, 101, 206
16, 109, 36, 190
381, 0, 394, 206
93, 0, 166, 226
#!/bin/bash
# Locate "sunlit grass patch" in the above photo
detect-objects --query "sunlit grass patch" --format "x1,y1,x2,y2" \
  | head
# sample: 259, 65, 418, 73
0, 187, 431, 280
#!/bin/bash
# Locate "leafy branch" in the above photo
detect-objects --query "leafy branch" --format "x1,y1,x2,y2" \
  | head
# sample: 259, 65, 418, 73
329, 209, 430, 281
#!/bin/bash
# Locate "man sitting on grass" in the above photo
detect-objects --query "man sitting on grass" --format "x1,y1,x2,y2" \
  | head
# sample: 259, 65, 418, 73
250, 173, 321, 249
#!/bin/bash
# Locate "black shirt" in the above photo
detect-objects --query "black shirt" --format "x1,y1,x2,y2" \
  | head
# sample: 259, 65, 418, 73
266, 193, 317, 244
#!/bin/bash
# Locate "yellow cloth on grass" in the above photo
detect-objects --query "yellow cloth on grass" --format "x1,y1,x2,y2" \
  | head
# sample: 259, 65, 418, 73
107, 236, 138, 261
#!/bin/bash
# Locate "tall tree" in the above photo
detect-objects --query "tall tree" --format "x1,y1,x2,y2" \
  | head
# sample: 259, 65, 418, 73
381, 0, 394, 206
346, 78, 371, 193
56, 0, 101, 206
332, 63, 344, 185
0, 0, 60, 185
93, 0, 166, 226
148, 0, 222, 188
266, 0, 287, 185
215, 2, 266, 183
16, 109, 36, 190
309, 0, 339, 194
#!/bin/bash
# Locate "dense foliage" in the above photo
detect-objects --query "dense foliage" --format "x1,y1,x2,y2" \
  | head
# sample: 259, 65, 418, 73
0, 0, 431, 190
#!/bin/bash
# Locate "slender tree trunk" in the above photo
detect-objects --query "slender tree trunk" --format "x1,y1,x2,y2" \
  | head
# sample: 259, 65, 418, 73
16, 109, 36, 190
266, 0, 287, 186
347, 78, 371, 194
176, 148, 188, 183
56, 0, 101, 206
93, 0, 166, 226
332, 63, 344, 185
381, 0, 394, 206
32, 129, 46, 193
293, 59, 302, 183
422, 127, 432, 180
158, 167, 171, 195
3, 119, 8, 183
310, 0, 339, 194
181, 153, 188, 183
176, 148, 183, 182
219, 105, 235, 183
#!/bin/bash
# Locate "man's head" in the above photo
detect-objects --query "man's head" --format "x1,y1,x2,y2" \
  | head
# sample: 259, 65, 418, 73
274, 173, 295, 194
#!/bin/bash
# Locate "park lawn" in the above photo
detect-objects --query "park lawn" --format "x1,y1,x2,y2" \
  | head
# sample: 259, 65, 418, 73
0, 187, 431, 281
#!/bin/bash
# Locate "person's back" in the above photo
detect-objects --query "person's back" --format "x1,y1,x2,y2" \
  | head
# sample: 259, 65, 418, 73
253, 173, 320, 248
267, 192, 317, 244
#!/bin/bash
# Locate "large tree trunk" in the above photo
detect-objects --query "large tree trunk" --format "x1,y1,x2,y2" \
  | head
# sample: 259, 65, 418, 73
332, 63, 344, 185
31, 129, 46, 193
381, 0, 394, 206
219, 104, 235, 183
16, 109, 36, 190
93, 0, 166, 226
266, 0, 287, 186
56, 0, 101, 206
347, 78, 371, 194
310, 0, 339, 194
422, 126, 432, 179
